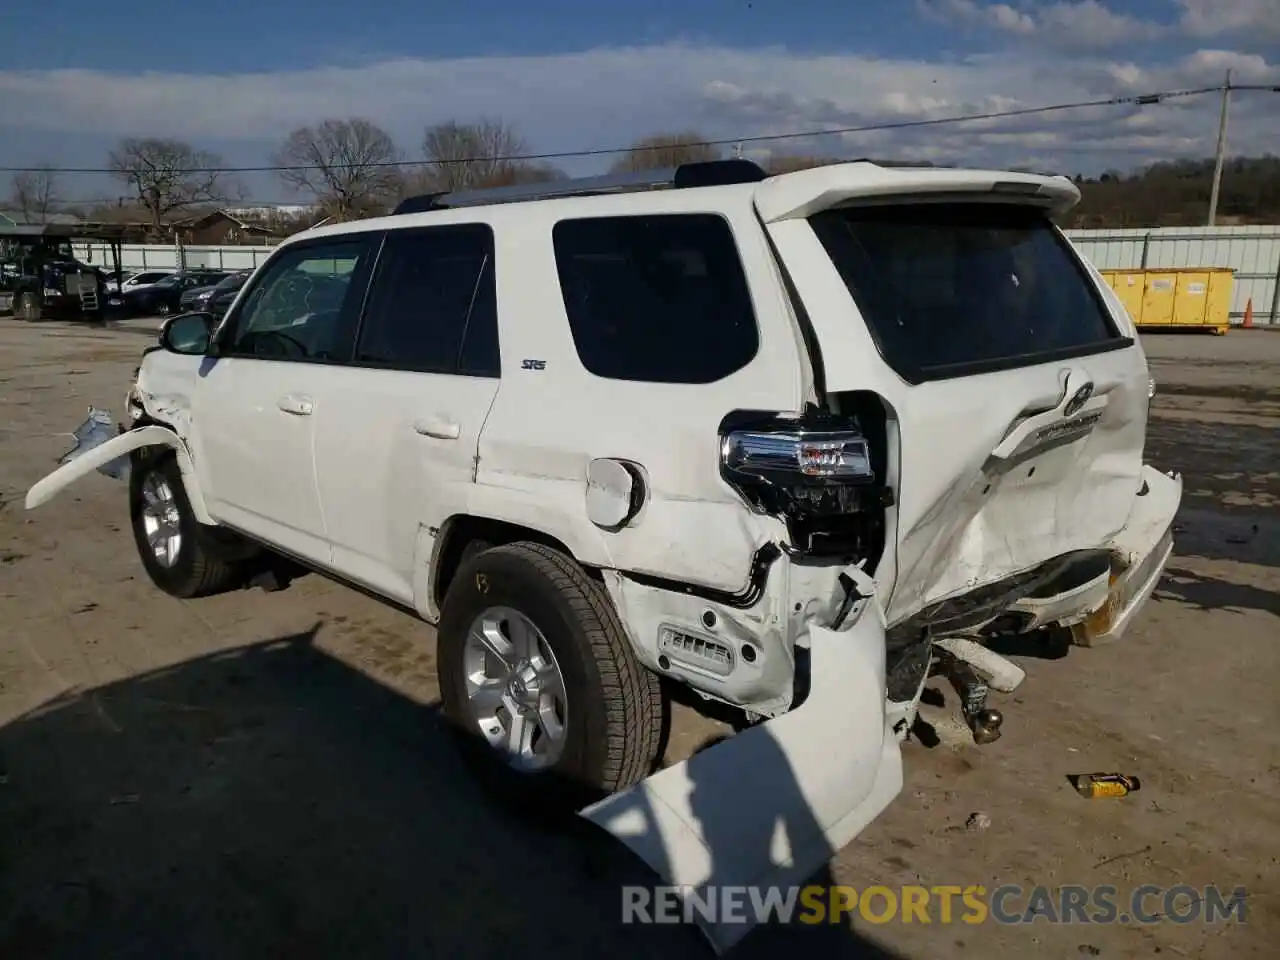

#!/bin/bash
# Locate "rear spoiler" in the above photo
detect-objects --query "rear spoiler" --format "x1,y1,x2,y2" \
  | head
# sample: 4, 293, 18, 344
753, 163, 1081, 223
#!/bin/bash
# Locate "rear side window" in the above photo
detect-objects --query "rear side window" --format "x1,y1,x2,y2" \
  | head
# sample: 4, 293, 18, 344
355, 224, 499, 377
809, 204, 1124, 382
552, 213, 758, 384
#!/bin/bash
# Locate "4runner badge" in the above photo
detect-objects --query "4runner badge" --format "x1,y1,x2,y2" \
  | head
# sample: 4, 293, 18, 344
521, 359, 546, 370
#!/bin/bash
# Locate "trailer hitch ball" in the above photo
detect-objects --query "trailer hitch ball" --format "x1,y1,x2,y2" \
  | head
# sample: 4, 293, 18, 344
936, 652, 1005, 745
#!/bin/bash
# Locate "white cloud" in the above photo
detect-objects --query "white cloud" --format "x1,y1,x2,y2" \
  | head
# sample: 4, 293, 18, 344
919, 0, 1037, 33
920, 1, 1168, 49
1039, 2, 1168, 46
1178, 0, 1280, 40
0, 41, 1277, 195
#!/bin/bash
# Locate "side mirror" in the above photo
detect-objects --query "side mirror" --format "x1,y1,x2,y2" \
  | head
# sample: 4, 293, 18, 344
159, 312, 214, 355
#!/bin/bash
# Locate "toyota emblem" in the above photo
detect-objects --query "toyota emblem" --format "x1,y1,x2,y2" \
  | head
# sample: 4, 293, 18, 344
1063, 381, 1094, 417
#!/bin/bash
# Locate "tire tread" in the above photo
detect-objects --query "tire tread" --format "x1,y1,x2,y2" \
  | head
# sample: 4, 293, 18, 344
475, 541, 664, 793
132, 453, 241, 598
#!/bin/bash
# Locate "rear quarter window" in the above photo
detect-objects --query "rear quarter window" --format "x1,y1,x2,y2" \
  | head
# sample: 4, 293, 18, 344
552, 213, 758, 384
809, 203, 1126, 382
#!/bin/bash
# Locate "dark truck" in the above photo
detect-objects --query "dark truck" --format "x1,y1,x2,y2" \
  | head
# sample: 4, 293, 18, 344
0, 223, 126, 322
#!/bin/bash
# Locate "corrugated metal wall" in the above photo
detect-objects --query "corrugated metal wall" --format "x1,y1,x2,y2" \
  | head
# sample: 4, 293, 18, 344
1065, 225, 1279, 326
74, 224, 1280, 326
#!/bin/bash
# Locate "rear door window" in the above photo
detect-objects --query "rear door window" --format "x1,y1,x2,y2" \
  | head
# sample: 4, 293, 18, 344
808, 203, 1125, 382
552, 213, 758, 384
353, 224, 499, 377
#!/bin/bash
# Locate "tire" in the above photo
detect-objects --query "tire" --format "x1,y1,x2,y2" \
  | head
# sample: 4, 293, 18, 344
155, 302, 171, 317
129, 452, 242, 598
437, 541, 665, 815
15, 293, 41, 323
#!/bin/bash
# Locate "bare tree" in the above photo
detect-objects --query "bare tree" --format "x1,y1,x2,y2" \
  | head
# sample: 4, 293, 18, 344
421, 119, 550, 191
108, 138, 232, 236
274, 118, 402, 221
9, 164, 62, 223
609, 132, 720, 174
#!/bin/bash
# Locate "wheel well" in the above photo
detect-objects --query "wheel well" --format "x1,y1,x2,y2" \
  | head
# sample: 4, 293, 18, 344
432, 516, 592, 608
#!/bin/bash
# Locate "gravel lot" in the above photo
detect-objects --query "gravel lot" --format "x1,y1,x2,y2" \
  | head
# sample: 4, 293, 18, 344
1, 319, 1276, 959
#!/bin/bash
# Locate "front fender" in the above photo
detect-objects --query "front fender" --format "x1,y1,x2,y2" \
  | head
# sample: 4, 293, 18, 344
25, 425, 213, 524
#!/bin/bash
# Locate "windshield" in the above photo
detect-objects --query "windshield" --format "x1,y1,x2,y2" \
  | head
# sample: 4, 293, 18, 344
808, 202, 1124, 382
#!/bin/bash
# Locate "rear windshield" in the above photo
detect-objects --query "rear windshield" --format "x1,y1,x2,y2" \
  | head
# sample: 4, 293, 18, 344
808, 203, 1125, 382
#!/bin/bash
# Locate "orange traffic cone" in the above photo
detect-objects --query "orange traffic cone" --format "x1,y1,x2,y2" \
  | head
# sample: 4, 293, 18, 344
1243, 298, 1253, 329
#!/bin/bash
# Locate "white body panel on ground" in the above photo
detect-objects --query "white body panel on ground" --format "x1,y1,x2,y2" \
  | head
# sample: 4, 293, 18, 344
582, 593, 902, 955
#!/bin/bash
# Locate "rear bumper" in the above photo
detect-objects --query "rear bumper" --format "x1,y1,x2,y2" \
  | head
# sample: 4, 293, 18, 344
1072, 466, 1182, 646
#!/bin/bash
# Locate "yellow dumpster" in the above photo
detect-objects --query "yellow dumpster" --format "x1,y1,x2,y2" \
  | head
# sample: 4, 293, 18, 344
1097, 267, 1233, 335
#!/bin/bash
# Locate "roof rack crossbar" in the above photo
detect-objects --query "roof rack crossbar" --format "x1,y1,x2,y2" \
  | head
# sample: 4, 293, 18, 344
391, 159, 768, 215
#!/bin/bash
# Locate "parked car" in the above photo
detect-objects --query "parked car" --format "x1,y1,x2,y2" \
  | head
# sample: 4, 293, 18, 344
111, 270, 229, 317
108, 269, 173, 294
180, 270, 250, 316
24, 159, 1181, 953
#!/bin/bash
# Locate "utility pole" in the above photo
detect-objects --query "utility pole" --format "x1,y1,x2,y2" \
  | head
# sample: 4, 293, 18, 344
1207, 68, 1232, 227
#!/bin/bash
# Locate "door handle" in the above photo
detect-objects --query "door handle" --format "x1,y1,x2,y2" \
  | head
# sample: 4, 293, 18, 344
277, 394, 314, 416
413, 417, 460, 440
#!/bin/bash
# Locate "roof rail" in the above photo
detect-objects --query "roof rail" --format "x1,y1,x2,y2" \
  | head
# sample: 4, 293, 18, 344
391, 158, 768, 215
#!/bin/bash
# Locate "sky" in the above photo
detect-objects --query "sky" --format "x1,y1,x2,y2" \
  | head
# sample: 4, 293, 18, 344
1, 0, 1277, 206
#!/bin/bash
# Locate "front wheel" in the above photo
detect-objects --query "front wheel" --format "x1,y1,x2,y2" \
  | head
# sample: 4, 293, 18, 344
437, 541, 666, 815
129, 453, 243, 598
155, 302, 171, 317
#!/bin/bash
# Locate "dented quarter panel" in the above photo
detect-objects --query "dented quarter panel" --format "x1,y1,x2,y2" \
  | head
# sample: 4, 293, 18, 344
472, 192, 807, 593
602, 538, 838, 716
765, 216, 1160, 627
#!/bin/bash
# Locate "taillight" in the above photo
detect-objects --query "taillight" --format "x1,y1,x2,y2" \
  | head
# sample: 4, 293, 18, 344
722, 422, 877, 519
723, 430, 873, 481
719, 410, 890, 559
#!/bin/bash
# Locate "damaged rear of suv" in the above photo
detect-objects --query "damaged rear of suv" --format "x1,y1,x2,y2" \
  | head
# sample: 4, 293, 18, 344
26, 158, 1180, 954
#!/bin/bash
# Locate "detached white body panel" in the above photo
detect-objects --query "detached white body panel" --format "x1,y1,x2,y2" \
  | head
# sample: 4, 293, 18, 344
583, 598, 901, 954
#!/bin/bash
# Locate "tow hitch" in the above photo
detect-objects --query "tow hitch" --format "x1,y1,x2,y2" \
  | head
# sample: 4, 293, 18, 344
929, 636, 1025, 746
934, 653, 1003, 744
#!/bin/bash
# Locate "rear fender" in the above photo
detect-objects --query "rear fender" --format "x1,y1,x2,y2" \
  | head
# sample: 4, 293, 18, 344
25, 425, 212, 524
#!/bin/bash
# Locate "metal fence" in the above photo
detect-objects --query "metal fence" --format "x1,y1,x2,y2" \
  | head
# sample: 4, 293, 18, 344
72, 242, 270, 273
1065, 225, 1279, 326
73, 224, 1280, 326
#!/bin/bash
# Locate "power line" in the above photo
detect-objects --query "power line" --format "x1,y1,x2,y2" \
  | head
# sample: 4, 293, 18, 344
3, 82, 1276, 177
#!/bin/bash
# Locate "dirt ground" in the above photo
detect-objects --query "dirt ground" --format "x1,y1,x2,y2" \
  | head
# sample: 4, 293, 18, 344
0, 319, 1276, 959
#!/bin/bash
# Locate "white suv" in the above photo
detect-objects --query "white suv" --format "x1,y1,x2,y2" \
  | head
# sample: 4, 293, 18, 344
27, 159, 1181, 951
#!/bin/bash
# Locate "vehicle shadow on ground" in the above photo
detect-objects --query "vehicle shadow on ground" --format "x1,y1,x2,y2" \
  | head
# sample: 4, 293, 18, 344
1154, 566, 1280, 618
0, 625, 904, 960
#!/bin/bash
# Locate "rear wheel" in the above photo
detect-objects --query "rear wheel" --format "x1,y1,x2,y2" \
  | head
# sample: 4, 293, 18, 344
129, 453, 244, 598
15, 293, 41, 323
437, 542, 665, 815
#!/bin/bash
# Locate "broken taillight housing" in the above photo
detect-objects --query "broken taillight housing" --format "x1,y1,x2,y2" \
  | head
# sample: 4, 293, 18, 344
727, 417, 885, 529
720, 412, 891, 561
